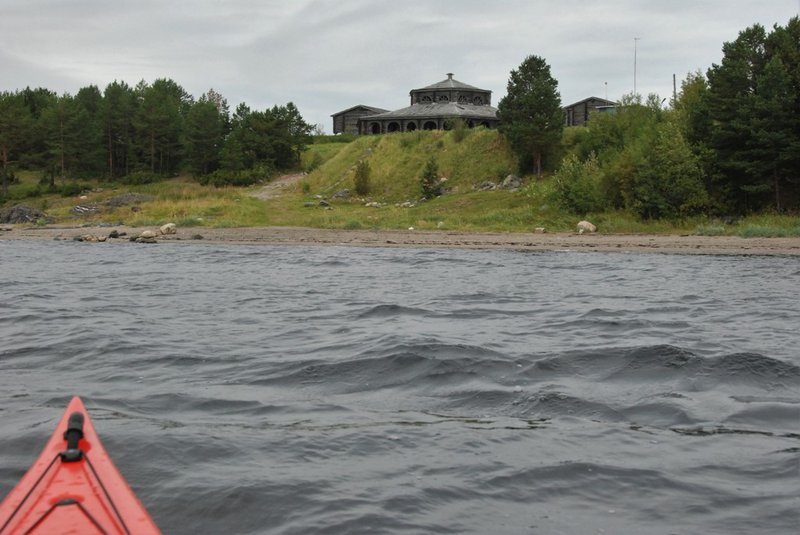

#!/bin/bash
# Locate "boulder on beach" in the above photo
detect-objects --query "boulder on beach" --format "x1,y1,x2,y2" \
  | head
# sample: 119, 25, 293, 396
134, 230, 158, 243
577, 220, 597, 234
159, 223, 177, 235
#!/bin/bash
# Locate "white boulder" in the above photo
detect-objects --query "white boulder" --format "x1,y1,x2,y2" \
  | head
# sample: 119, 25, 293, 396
159, 223, 177, 235
577, 220, 597, 234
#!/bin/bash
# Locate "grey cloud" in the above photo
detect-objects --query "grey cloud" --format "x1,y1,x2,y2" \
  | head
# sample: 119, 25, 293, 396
1, 0, 797, 130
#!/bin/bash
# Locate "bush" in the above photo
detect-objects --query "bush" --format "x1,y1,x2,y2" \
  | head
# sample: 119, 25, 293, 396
421, 157, 443, 199
305, 152, 324, 173
353, 160, 371, 196
625, 122, 708, 219
695, 224, 727, 236
59, 182, 92, 197
447, 118, 469, 143
553, 153, 605, 214
343, 220, 363, 230
0, 168, 19, 185
119, 171, 164, 185
197, 165, 273, 187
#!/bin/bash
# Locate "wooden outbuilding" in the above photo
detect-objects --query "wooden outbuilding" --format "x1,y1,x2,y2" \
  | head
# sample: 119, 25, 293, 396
563, 97, 617, 127
331, 105, 389, 135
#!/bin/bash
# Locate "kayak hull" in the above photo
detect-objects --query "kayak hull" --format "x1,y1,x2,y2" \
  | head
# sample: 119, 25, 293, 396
0, 397, 161, 534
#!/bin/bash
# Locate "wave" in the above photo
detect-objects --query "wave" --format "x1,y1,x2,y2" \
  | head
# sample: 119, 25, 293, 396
355, 304, 432, 319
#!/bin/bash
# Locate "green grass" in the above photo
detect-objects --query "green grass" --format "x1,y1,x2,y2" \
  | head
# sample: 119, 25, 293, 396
695, 225, 728, 236
301, 128, 517, 201
737, 225, 800, 237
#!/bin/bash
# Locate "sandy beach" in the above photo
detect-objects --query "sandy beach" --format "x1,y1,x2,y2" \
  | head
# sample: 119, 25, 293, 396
2, 224, 799, 256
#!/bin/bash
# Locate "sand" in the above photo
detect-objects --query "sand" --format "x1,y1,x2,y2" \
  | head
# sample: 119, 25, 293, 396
2, 224, 799, 256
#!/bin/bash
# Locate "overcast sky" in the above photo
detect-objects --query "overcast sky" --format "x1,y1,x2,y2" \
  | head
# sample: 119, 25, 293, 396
2, 0, 798, 131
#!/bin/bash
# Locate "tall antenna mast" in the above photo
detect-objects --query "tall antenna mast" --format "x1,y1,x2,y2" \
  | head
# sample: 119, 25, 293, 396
634, 37, 641, 96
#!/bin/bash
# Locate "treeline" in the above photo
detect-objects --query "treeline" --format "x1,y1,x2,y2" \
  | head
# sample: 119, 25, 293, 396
553, 17, 799, 216
0, 79, 312, 196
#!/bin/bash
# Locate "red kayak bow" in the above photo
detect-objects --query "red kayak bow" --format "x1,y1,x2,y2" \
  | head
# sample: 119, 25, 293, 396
0, 397, 161, 534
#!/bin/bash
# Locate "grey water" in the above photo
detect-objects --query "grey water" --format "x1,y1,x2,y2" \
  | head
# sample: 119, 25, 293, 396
1, 240, 798, 534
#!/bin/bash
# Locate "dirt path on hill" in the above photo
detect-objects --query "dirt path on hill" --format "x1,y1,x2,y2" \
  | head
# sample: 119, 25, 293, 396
248, 173, 306, 200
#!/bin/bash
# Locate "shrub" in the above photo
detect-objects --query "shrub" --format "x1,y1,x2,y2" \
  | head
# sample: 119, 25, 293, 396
59, 182, 92, 197
305, 152, 324, 173
553, 153, 605, 214
695, 225, 727, 236
447, 118, 469, 142
343, 220, 363, 230
421, 157, 443, 199
353, 160, 371, 196
119, 171, 164, 185
625, 122, 708, 219
197, 164, 273, 187
0, 168, 19, 185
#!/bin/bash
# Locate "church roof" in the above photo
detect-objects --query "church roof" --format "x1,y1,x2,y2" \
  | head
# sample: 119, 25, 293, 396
412, 73, 486, 93
361, 101, 498, 121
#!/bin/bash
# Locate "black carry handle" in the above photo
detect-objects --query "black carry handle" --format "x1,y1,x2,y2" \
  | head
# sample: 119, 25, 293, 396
60, 411, 85, 462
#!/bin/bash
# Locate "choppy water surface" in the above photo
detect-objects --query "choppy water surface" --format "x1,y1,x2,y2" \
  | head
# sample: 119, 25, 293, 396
1, 241, 798, 534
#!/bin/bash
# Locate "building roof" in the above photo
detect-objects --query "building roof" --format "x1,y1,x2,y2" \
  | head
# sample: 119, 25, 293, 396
563, 96, 617, 108
412, 73, 487, 93
361, 101, 498, 121
331, 104, 389, 117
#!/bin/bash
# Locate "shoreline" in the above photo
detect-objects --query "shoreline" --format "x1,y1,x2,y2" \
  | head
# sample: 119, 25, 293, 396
2, 224, 799, 256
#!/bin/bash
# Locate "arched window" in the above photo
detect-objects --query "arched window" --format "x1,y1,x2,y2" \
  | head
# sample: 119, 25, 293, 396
406, 122, 417, 132
423, 121, 437, 131
370, 123, 380, 134
438, 95, 449, 102
458, 95, 469, 104
421, 95, 432, 103
473, 96, 484, 105
480, 121, 490, 128
387, 122, 400, 133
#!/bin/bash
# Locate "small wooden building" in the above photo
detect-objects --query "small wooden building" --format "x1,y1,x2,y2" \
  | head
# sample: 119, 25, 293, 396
331, 105, 389, 135
563, 97, 617, 127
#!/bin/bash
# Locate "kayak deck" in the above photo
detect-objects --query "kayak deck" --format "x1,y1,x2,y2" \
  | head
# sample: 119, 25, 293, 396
0, 397, 161, 534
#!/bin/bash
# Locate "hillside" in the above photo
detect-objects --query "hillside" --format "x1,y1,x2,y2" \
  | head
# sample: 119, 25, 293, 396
3, 126, 798, 237
301, 128, 519, 201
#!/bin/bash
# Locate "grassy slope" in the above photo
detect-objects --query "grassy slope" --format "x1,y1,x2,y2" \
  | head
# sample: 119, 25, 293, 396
302, 128, 517, 200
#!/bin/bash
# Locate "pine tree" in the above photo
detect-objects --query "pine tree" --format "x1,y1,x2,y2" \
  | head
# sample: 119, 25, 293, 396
185, 97, 225, 176
40, 93, 89, 182
420, 157, 441, 199
497, 55, 563, 177
705, 17, 800, 212
0, 92, 32, 197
